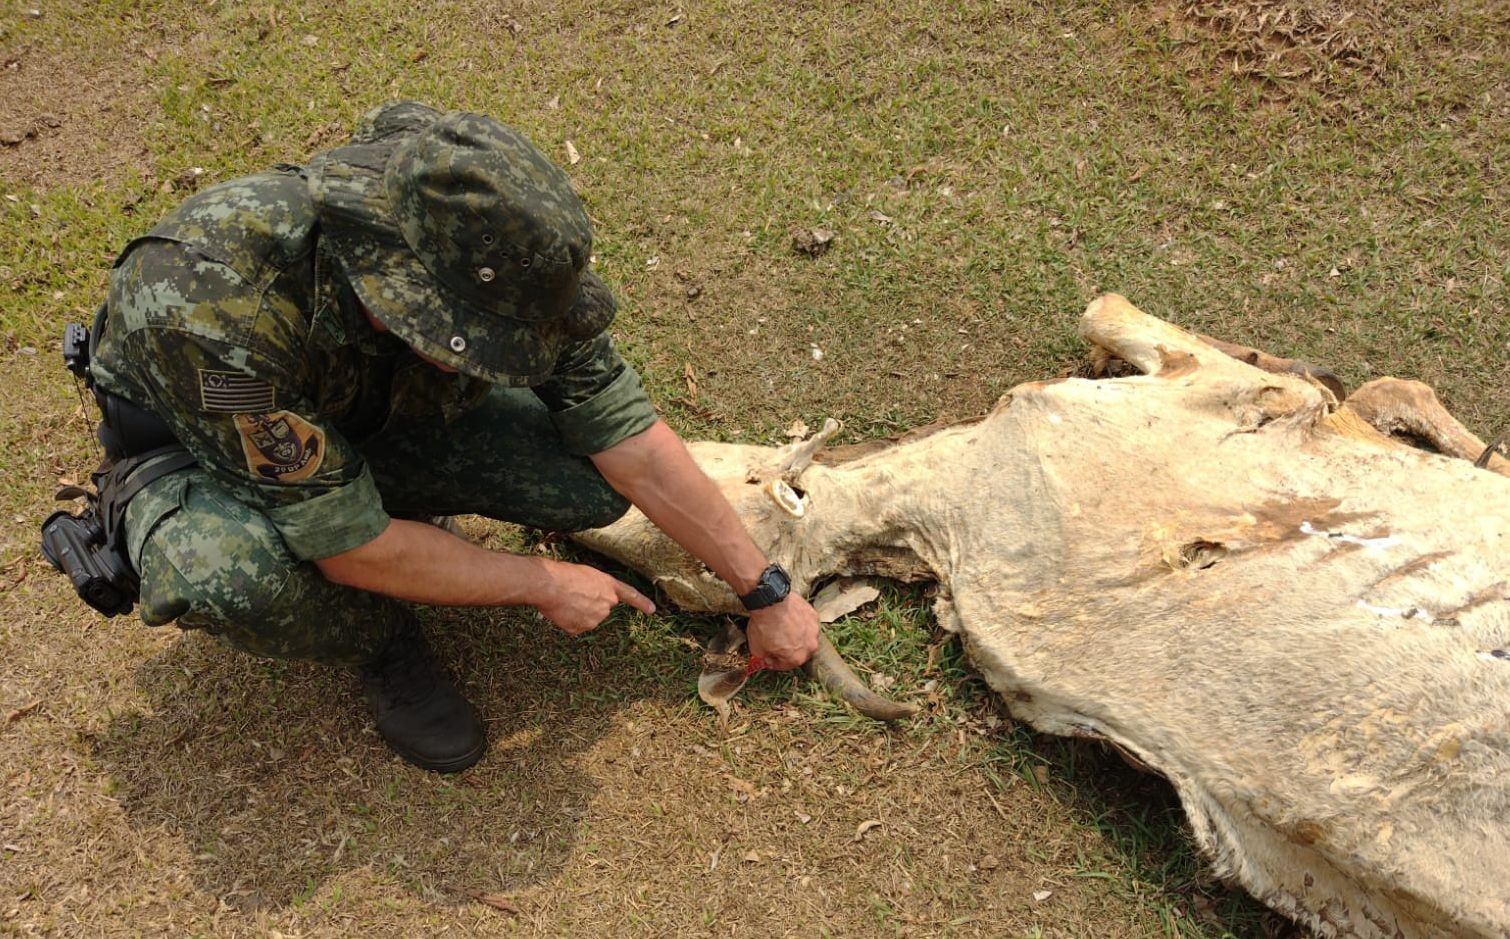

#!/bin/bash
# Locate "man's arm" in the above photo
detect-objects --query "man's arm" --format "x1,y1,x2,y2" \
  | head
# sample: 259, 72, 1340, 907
588, 419, 821, 670
314, 520, 654, 634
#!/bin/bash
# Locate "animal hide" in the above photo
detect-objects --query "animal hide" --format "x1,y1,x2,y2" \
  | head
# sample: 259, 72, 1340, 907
576, 295, 1510, 939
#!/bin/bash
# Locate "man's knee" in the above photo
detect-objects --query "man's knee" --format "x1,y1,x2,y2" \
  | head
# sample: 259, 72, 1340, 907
567, 485, 632, 531
517, 478, 630, 533
132, 474, 295, 622
130, 471, 395, 665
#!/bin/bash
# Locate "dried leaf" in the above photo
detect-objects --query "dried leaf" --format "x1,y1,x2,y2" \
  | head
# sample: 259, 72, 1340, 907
742, 850, 760, 863
1128, 164, 1148, 183
469, 892, 520, 914
565, 140, 580, 165
785, 418, 810, 440
545, 94, 560, 110
810, 578, 880, 623
698, 620, 750, 723
853, 819, 882, 842
5, 701, 41, 724
1033, 889, 1053, 902
683, 362, 698, 399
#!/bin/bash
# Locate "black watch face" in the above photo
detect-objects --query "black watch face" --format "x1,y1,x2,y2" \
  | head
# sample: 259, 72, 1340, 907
743, 564, 792, 610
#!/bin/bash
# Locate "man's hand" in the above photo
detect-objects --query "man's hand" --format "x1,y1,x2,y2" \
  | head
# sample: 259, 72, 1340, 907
590, 421, 820, 668
536, 560, 656, 636
315, 521, 655, 635
746, 594, 821, 670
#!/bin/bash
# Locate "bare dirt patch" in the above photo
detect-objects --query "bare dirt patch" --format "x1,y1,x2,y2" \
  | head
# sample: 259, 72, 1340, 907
0, 16, 159, 191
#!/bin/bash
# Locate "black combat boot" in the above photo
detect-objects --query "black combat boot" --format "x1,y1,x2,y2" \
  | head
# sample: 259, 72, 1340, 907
359, 618, 486, 773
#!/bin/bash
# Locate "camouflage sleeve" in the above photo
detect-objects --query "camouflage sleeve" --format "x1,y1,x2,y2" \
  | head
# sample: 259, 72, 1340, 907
105, 244, 390, 561
532, 332, 658, 455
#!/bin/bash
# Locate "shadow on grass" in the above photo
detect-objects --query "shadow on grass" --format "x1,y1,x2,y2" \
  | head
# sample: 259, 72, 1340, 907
992, 727, 1303, 939
86, 604, 686, 914
811, 582, 1295, 938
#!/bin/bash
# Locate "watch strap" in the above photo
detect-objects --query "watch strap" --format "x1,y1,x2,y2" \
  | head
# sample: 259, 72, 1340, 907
739, 564, 791, 611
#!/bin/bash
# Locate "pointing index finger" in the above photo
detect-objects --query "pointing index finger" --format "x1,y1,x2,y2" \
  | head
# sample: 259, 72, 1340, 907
615, 579, 656, 615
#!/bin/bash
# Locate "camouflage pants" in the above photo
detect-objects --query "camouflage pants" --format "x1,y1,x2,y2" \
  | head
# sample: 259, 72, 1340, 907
123, 385, 631, 666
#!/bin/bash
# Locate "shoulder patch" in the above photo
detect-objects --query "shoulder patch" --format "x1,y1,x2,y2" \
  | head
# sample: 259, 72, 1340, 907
234, 411, 325, 482
200, 370, 277, 412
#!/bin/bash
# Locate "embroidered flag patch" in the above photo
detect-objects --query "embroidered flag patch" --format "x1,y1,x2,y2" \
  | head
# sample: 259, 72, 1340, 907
200, 370, 276, 412
233, 411, 325, 482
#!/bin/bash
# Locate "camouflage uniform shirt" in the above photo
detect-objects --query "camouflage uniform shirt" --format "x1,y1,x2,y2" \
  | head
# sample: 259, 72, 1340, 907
92, 166, 656, 561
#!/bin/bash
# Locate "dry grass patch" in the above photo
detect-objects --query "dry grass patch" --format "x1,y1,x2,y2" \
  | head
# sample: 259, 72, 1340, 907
1156, 0, 1396, 93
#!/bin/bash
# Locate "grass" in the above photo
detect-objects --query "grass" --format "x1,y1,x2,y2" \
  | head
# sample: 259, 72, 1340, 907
1, 0, 1506, 935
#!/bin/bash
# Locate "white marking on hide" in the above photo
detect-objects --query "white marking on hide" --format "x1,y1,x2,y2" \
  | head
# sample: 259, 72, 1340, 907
1299, 520, 1400, 549
1355, 600, 1421, 619
1047, 413, 1062, 424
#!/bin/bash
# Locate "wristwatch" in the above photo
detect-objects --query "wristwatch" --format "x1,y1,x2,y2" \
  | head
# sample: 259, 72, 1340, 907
739, 564, 792, 611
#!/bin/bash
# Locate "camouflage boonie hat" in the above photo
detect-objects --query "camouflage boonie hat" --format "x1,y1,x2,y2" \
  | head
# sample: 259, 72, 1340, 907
309, 101, 615, 386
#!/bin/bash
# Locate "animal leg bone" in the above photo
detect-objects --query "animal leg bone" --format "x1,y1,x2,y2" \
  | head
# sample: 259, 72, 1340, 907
1082, 295, 1346, 408
1080, 293, 1235, 377
1342, 377, 1510, 477
1195, 333, 1348, 403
